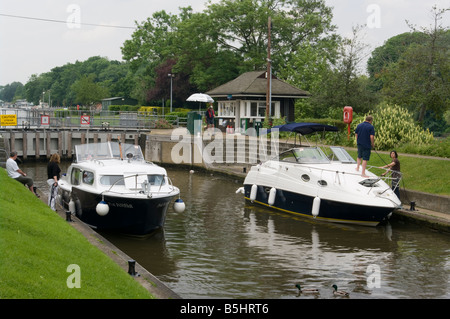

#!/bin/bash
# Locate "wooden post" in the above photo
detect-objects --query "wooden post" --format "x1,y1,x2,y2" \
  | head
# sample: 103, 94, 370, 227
35, 132, 40, 159
58, 131, 63, 157
67, 132, 72, 159
10, 132, 15, 154
23, 132, 27, 160
46, 131, 51, 158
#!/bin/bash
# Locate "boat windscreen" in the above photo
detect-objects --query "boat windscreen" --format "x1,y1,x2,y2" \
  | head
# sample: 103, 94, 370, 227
75, 142, 144, 162
278, 147, 329, 164
329, 146, 356, 163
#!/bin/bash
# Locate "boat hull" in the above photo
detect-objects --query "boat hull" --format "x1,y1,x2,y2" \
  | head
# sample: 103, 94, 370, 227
64, 187, 177, 235
243, 184, 393, 226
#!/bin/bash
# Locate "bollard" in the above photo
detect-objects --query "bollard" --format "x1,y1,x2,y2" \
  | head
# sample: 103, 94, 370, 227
65, 211, 73, 222
128, 260, 138, 276
243, 167, 247, 173
410, 201, 416, 211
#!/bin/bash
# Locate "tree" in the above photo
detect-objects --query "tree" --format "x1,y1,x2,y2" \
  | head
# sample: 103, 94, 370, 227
381, 6, 450, 123
121, 0, 339, 101
71, 74, 109, 106
0, 82, 24, 102
291, 24, 377, 118
367, 32, 427, 91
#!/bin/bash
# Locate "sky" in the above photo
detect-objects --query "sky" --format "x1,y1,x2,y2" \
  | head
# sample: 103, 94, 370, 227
0, 0, 448, 86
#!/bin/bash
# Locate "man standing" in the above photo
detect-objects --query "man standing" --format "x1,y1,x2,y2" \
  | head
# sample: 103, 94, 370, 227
355, 115, 375, 178
6, 151, 37, 195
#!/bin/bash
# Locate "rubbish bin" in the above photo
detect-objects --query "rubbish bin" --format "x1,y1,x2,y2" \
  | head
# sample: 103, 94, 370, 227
187, 111, 202, 135
254, 121, 263, 137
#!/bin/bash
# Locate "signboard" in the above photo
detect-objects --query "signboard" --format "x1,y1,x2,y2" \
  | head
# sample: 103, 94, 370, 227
41, 115, 50, 126
80, 115, 90, 126
0, 114, 17, 126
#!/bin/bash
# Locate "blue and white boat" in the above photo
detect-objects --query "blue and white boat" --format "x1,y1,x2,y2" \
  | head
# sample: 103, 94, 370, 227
241, 123, 401, 226
58, 141, 180, 235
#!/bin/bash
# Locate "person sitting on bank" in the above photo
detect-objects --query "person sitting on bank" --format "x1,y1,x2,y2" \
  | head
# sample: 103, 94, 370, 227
6, 151, 38, 196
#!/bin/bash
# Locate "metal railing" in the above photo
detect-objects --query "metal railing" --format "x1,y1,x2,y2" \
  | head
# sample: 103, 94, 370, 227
0, 108, 188, 130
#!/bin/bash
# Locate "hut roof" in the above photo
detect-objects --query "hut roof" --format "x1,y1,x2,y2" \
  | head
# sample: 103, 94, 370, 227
206, 71, 309, 98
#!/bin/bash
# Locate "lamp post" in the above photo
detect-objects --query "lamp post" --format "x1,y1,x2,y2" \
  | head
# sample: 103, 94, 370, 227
168, 73, 175, 113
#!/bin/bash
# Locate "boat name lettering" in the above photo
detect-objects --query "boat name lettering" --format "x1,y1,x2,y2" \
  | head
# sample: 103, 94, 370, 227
108, 202, 134, 209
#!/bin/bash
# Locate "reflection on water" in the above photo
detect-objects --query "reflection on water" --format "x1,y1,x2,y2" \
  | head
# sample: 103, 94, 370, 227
23, 161, 450, 299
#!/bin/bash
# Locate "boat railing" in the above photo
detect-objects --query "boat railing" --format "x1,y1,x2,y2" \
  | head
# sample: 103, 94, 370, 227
261, 160, 402, 193
367, 165, 402, 192
101, 173, 178, 198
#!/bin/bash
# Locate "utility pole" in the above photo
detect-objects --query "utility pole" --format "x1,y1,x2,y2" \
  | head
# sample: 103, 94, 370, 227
168, 73, 175, 113
265, 16, 272, 122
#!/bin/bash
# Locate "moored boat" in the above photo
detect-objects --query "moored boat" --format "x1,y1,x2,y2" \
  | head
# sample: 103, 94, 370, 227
241, 123, 402, 226
58, 141, 181, 235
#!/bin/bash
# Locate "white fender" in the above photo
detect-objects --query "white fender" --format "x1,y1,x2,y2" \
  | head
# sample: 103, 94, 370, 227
96, 200, 110, 216
68, 199, 76, 214
250, 184, 258, 201
173, 198, 186, 213
268, 187, 276, 206
312, 197, 321, 218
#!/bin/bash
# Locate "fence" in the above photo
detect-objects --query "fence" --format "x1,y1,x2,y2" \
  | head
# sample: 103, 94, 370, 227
0, 108, 188, 130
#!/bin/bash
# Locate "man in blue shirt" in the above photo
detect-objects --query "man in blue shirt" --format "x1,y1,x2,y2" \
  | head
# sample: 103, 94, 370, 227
355, 115, 375, 178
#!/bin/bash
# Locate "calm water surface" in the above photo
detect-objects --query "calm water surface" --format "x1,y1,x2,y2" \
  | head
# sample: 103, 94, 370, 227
24, 161, 450, 299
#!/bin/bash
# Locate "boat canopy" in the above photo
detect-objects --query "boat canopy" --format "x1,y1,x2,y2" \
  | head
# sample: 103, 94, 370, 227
266, 122, 338, 135
75, 142, 144, 163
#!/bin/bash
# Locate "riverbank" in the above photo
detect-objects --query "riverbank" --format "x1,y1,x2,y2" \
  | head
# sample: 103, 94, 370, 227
0, 168, 176, 299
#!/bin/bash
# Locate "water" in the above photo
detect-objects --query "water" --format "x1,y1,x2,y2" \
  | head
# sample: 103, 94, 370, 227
23, 161, 450, 299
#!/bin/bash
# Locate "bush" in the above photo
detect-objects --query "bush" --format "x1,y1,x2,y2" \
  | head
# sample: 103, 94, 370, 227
397, 137, 450, 158
154, 118, 173, 129
352, 103, 434, 151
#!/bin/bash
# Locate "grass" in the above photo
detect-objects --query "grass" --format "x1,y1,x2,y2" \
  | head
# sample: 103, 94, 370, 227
0, 169, 154, 299
345, 150, 450, 196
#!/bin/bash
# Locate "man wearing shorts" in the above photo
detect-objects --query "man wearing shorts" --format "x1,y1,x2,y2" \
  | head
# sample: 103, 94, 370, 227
6, 151, 36, 195
355, 115, 375, 178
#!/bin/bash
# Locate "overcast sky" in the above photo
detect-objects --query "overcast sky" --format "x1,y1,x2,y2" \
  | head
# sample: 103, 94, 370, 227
0, 0, 448, 86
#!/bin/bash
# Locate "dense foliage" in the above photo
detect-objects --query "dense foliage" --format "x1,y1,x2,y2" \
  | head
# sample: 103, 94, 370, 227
352, 103, 435, 151
1, 2, 448, 142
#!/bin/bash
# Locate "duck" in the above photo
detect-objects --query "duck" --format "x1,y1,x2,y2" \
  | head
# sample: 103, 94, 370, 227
332, 284, 349, 297
295, 284, 320, 294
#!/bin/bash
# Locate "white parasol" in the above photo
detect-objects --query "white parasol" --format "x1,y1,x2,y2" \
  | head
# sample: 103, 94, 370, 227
186, 93, 214, 111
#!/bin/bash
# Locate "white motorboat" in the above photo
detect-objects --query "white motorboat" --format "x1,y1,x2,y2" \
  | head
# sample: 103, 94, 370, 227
241, 123, 401, 226
58, 141, 181, 235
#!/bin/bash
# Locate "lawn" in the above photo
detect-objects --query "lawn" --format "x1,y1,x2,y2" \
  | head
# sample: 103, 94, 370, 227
0, 169, 154, 299
345, 150, 449, 196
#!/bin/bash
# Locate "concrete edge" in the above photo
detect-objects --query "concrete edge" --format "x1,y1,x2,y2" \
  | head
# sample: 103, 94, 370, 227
391, 208, 450, 233
36, 189, 181, 299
